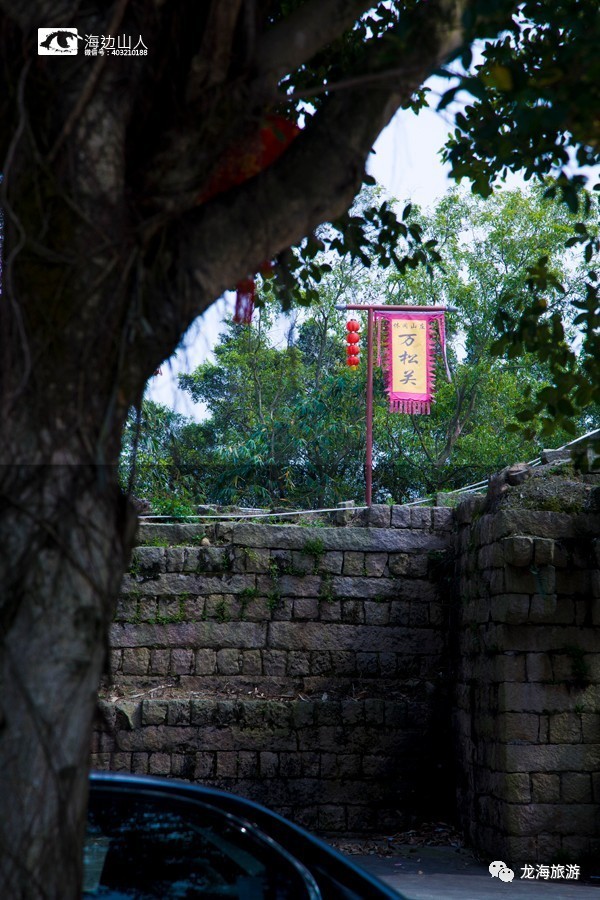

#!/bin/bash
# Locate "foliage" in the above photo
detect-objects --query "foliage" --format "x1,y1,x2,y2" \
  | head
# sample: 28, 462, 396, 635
436, 0, 600, 432
127, 187, 597, 509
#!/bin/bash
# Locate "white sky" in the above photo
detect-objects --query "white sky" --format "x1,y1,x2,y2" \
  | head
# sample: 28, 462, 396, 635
147, 81, 459, 419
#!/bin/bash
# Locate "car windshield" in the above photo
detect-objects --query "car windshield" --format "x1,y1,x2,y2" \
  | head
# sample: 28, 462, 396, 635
84, 790, 316, 899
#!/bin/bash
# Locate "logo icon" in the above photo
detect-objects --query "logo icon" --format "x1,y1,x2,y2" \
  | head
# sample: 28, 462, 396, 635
489, 860, 515, 883
38, 28, 79, 55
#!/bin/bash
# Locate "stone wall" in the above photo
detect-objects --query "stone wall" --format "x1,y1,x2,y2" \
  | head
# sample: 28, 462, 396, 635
93, 506, 456, 833
92, 484, 600, 859
453, 499, 600, 865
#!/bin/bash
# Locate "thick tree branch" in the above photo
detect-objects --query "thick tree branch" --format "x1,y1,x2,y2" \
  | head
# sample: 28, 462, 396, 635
186, 0, 244, 102
131, 0, 466, 381
253, 0, 374, 88
0, 0, 77, 30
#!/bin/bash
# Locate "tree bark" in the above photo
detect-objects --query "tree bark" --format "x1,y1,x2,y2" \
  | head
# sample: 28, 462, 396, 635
0, 1, 469, 894
0, 460, 136, 897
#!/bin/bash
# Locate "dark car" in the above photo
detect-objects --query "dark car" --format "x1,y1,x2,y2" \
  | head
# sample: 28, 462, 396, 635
86, 772, 404, 899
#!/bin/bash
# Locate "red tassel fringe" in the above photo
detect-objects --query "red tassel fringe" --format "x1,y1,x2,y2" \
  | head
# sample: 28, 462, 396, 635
234, 278, 256, 325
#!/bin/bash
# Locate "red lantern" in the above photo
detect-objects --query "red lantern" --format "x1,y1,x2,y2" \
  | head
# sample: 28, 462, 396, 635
345, 319, 361, 366
196, 115, 300, 326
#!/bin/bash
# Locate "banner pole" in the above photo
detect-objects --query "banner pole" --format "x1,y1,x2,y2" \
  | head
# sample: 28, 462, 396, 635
365, 307, 374, 506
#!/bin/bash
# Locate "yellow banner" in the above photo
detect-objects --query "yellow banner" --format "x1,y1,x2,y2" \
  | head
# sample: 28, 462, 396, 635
390, 317, 428, 397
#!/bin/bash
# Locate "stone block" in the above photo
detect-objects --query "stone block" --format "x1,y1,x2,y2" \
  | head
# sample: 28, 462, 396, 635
433, 507, 454, 532
505, 802, 597, 837
501, 536, 534, 568
389, 601, 410, 625
498, 713, 540, 742
553, 542, 569, 568
217, 752, 237, 778
232, 523, 450, 552
366, 505, 392, 528
318, 552, 344, 575
293, 598, 319, 620
280, 752, 302, 778
364, 553, 388, 577
503, 743, 600, 773
262, 650, 287, 676
388, 553, 410, 576
292, 702, 315, 728
556, 569, 589, 595
110, 621, 267, 650
478, 543, 504, 569
529, 593, 573, 624
490, 593, 529, 624
410, 508, 432, 530
330, 652, 356, 675
391, 506, 411, 528
165, 547, 185, 572
531, 773, 560, 803
194, 753, 216, 782
378, 652, 397, 676
526, 652, 553, 683
217, 649, 242, 675
582, 713, 600, 743
318, 806, 347, 832
362, 755, 392, 777
182, 548, 200, 573
148, 753, 171, 775
149, 649, 171, 675
561, 772, 591, 803
171, 649, 194, 675
122, 648, 150, 675
356, 652, 378, 675
319, 601, 342, 621
362, 601, 388, 626
292, 550, 316, 575
243, 548, 271, 574
488, 568, 505, 595
342, 552, 365, 576
534, 538, 555, 566
549, 713, 583, 744
237, 751, 258, 778
133, 546, 166, 575
497, 773, 531, 803
111, 752, 132, 772
456, 495, 486, 525
260, 751, 279, 777
287, 651, 311, 676
310, 651, 332, 675
167, 700, 190, 726
497, 682, 548, 713
137, 700, 169, 725
195, 649, 217, 675
131, 752, 149, 775
241, 650, 262, 675
341, 600, 364, 624
364, 699, 385, 725
493, 511, 575, 541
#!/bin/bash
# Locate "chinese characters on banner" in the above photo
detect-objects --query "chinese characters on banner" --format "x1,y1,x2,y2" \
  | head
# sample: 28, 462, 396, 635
374, 311, 449, 414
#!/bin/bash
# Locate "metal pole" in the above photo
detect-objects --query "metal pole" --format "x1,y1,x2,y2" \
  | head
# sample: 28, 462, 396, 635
336, 303, 456, 506
365, 307, 374, 506
337, 304, 457, 312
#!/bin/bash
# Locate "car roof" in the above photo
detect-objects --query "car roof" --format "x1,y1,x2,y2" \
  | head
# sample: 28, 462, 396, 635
90, 771, 404, 900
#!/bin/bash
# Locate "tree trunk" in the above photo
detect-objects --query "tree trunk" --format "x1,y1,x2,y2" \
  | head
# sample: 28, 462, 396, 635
0, 459, 136, 897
